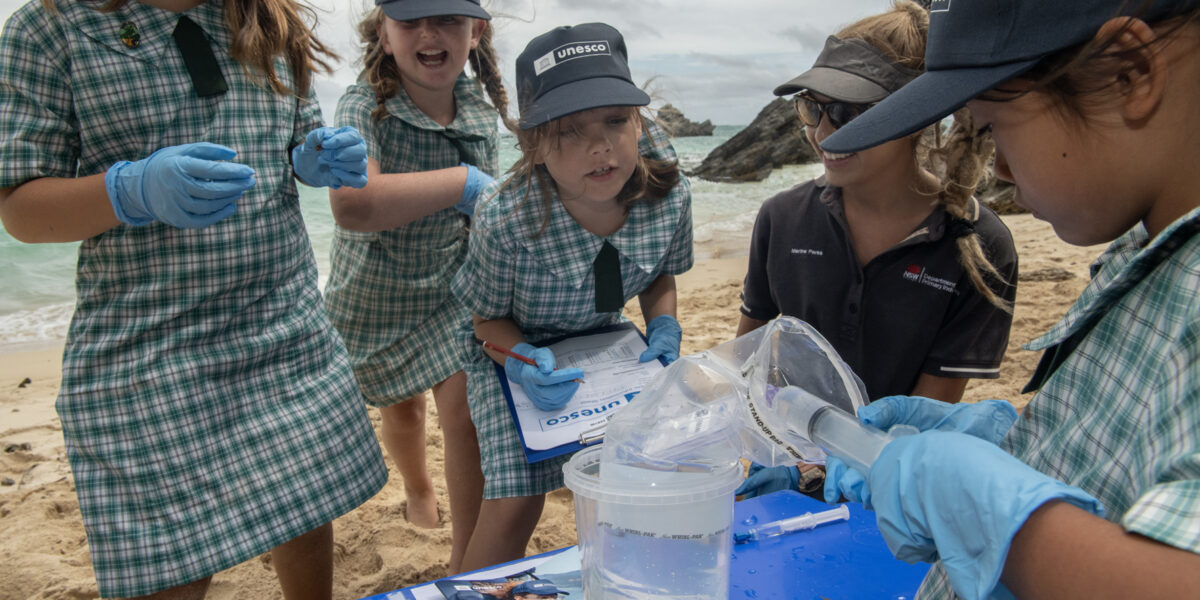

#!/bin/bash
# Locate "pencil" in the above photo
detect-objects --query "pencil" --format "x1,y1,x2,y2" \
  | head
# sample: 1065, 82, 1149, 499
481, 340, 585, 383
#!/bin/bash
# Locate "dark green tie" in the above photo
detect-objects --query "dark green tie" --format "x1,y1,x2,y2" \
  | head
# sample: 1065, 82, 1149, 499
593, 240, 624, 313
173, 16, 227, 97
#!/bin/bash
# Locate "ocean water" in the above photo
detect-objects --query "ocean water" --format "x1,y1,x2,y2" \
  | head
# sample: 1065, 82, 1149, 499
0, 125, 822, 350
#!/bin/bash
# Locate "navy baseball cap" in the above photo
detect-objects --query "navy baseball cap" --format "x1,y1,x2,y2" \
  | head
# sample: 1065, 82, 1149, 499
516, 22, 650, 130
773, 36, 920, 103
375, 0, 491, 22
511, 580, 570, 596
823, 0, 1200, 153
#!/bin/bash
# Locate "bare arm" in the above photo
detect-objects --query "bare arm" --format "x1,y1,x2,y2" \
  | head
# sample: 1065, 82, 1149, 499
0, 174, 118, 243
1002, 501, 1200, 599
736, 314, 768, 337
637, 274, 677, 323
329, 157, 469, 232
909, 373, 969, 404
473, 315, 527, 366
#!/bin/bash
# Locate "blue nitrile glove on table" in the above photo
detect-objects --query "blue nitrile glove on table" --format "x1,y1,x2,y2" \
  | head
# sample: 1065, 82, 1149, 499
504, 342, 584, 411
292, 126, 368, 189
735, 462, 800, 498
639, 314, 682, 363
105, 142, 255, 228
456, 163, 494, 217
825, 431, 1104, 600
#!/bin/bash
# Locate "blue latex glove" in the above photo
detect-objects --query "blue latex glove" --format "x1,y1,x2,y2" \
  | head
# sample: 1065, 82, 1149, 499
639, 314, 682, 364
859, 395, 1018, 445
105, 142, 255, 228
292, 126, 368, 189
828, 431, 1104, 600
456, 163, 494, 217
504, 342, 585, 411
735, 462, 800, 498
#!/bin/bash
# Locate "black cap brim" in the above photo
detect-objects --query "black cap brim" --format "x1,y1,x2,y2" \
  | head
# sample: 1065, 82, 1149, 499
821, 58, 1037, 154
378, 0, 491, 21
518, 77, 650, 130
773, 66, 891, 104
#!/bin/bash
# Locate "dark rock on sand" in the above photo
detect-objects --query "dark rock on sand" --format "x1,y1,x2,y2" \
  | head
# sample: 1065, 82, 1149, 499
691, 98, 818, 182
656, 104, 715, 137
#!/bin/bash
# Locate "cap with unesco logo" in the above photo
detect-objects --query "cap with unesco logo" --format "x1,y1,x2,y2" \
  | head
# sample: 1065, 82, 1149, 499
516, 22, 650, 130
374, 0, 491, 22
822, 0, 1200, 154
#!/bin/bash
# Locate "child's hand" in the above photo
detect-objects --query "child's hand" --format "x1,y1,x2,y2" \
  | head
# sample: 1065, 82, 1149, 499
859, 396, 1018, 445
825, 432, 1103, 600
504, 342, 584, 411
456, 163, 494, 217
105, 142, 255, 228
735, 462, 801, 498
292, 126, 368, 189
639, 314, 682, 364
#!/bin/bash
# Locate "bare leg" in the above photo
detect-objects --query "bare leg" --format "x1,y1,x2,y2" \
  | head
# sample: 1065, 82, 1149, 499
125, 577, 211, 600
380, 396, 439, 528
431, 371, 483, 574
458, 494, 545, 572
271, 523, 333, 600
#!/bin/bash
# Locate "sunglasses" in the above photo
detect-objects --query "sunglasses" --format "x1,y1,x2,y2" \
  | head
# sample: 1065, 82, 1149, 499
792, 94, 873, 129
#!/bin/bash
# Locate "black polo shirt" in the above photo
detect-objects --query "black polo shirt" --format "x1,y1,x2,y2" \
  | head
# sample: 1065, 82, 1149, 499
740, 177, 1018, 401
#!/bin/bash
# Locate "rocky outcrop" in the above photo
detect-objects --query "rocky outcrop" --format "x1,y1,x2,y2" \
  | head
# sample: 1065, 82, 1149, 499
656, 104, 715, 137
978, 174, 1022, 215
691, 98, 818, 182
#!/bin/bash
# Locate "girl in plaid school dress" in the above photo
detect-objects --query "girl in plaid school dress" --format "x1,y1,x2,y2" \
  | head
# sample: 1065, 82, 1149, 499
450, 22, 693, 571
322, 0, 507, 574
819, 1, 1200, 598
0, 0, 387, 597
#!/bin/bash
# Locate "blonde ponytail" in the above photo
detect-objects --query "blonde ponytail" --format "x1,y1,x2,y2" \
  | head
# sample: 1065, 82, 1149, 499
927, 109, 1014, 312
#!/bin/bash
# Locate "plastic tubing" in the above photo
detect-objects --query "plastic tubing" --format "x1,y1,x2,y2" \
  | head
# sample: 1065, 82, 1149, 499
775, 386, 913, 474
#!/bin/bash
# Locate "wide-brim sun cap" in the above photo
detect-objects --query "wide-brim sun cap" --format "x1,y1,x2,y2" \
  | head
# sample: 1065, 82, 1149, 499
375, 0, 491, 22
822, 0, 1200, 154
774, 36, 920, 104
516, 22, 650, 130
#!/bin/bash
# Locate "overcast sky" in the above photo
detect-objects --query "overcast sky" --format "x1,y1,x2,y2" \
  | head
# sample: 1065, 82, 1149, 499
0, 0, 893, 124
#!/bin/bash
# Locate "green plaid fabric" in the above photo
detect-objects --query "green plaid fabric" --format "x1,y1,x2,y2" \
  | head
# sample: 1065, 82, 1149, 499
324, 78, 498, 405
919, 207, 1200, 599
0, 2, 387, 596
451, 120, 694, 497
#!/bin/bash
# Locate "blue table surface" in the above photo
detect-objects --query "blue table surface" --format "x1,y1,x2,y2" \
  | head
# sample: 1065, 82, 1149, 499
362, 490, 928, 599
731, 490, 928, 599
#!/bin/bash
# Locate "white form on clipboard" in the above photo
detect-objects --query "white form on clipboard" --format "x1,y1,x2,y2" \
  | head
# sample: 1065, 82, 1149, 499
499, 322, 667, 462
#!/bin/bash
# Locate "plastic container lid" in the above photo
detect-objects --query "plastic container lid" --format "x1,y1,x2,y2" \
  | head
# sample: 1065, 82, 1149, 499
563, 446, 743, 505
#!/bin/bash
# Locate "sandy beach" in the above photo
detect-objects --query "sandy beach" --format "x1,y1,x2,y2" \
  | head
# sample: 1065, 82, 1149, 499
0, 213, 1105, 600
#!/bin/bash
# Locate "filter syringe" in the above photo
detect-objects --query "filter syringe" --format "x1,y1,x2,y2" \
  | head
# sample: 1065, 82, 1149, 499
733, 504, 850, 544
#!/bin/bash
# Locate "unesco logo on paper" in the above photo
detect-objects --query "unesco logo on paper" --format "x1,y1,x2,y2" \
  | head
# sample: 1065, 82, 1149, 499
534, 41, 611, 76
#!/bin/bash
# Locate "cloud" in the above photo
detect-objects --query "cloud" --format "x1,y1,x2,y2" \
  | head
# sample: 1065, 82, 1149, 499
0, 0, 891, 124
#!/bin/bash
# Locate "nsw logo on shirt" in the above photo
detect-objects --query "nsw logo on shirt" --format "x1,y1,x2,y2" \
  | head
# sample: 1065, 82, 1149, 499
902, 264, 957, 294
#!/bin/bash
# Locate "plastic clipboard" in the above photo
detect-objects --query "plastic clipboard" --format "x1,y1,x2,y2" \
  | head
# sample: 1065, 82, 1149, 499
492, 322, 668, 463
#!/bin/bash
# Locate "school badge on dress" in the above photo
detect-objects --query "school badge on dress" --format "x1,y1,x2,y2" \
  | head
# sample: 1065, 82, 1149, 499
118, 21, 140, 49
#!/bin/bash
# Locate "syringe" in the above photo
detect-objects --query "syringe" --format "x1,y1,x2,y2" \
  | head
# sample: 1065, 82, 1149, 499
733, 504, 850, 544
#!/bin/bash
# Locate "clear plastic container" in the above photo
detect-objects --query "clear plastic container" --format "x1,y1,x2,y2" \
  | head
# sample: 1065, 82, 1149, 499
564, 446, 743, 600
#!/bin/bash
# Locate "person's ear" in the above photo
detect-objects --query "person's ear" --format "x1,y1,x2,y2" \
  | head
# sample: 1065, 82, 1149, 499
469, 18, 487, 50
379, 23, 393, 56
1095, 17, 1167, 122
